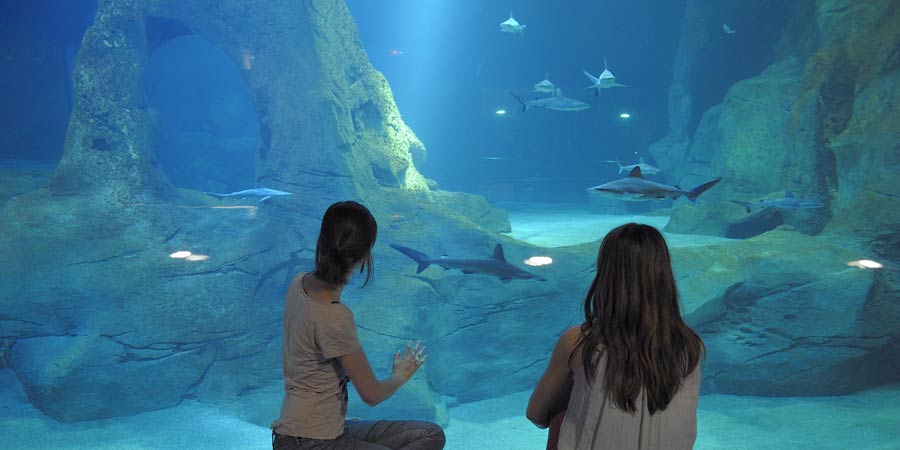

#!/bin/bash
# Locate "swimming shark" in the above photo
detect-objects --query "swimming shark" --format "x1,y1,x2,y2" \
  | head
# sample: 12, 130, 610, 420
587, 167, 721, 202
533, 73, 556, 94
583, 59, 627, 96
500, 12, 526, 35
604, 157, 662, 175
390, 243, 546, 283
509, 88, 591, 112
204, 187, 293, 203
722, 23, 736, 35
730, 191, 825, 213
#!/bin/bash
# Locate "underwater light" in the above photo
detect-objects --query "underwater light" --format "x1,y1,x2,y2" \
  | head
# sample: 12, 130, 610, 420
847, 259, 883, 269
495, 109, 507, 116
169, 251, 192, 259
185, 254, 210, 262
619, 113, 631, 119
524, 256, 553, 267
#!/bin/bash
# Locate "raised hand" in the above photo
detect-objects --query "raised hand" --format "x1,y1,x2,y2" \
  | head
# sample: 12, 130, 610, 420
392, 340, 427, 381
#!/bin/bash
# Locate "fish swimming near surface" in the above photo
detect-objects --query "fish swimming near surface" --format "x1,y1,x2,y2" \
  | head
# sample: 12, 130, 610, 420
587, 167, 721, 202
509, 88, 591, 112
533, 73, 556, 94
730, 191, 825, 213
204, 187, 293, 203
604, 157, 662, 175
499, 12, 526, 35
390, 243, 546, 283
722, 23, 736, 35
583, 58, 627, 96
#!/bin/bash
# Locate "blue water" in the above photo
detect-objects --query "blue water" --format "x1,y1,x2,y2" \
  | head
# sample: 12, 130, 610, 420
1, 1, 899, 449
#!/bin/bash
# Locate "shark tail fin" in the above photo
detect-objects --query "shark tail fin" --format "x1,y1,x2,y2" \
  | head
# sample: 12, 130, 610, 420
729, 200, 753, 214
686, 178, 722, 203
390, 244, 431, 274
509, 91, 528, 112
204, 192, 227, 199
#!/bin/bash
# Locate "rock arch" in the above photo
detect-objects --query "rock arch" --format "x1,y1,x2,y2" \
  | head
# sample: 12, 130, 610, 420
50, 0, 429, 209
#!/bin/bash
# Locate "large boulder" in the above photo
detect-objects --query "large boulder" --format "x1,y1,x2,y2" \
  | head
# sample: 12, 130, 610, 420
678, 230, 900, 395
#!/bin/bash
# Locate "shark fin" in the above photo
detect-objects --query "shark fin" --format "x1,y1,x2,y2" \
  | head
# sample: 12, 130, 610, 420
686, 178, 723, 203
729, 200, 753, 214
628, 166, 644, 178
389, 244, 432, 274
491, 244, 507, 262
509, 91, 528, 112
785, 191, 794, 198
258, 196, 271, 203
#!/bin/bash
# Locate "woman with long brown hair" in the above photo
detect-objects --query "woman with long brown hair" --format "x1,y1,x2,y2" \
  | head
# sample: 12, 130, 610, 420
527, 223, 704, 450
272, 201, 445, 450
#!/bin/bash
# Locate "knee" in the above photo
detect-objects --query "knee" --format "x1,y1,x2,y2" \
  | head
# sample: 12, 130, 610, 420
424, 422, 446, 447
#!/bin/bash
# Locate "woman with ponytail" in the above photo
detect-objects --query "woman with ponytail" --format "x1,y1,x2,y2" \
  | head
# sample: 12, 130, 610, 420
272, 201, 446, 450
527, 223, 704, 450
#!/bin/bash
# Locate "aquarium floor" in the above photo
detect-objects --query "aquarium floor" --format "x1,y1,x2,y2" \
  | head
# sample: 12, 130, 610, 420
498, 202, 732, 248
2, 369, 899, 450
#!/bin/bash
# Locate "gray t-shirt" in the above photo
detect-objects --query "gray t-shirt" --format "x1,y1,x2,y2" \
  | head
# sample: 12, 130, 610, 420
559, 354, 701, 450
272, 273, 362, 439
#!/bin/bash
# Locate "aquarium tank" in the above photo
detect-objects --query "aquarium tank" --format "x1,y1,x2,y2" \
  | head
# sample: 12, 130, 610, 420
1, 0, 898, 449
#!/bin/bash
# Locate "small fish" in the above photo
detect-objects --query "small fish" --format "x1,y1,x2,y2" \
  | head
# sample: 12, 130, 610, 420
204, 187, 293, 203
723, 23, 736, 35
730, 191, 825, 213
389, 48, 404, 57
500, 12, 527, 36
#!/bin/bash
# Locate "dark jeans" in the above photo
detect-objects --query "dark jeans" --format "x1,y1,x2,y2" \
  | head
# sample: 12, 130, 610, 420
273, 420, 445, 450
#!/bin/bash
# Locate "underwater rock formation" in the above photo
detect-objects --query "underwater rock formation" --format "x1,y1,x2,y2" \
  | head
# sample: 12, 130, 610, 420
649, 0, 900, 395
677, 230, 899, 395
653, 0, 899, 241
0, 0, 512, 424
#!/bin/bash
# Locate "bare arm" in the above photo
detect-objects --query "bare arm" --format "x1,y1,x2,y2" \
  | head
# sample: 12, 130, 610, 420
339, 341, 426, 407
527, 326, 581, 428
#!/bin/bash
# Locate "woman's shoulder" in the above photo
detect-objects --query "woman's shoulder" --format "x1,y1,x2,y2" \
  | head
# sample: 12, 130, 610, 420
557, 325, 585, 355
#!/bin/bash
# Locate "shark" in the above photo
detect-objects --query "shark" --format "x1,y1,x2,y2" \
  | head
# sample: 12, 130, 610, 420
204, 187, 293, 203
583, 59, 627, 96
500, 12, 526, 35
730, 191, 825, 213
509, 88, 591, 112
390, 243, 546, 283
722, 23, 736, 35
587, 166, 721, 202
533, 73, 556, 94
604, 157, 662, 175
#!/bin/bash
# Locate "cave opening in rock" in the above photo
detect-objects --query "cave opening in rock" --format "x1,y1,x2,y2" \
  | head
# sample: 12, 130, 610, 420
144, 33, 258, 193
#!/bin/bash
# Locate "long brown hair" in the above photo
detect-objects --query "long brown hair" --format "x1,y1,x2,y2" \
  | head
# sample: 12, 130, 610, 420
575, 223, 704, 414
314, 201, 377, 287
